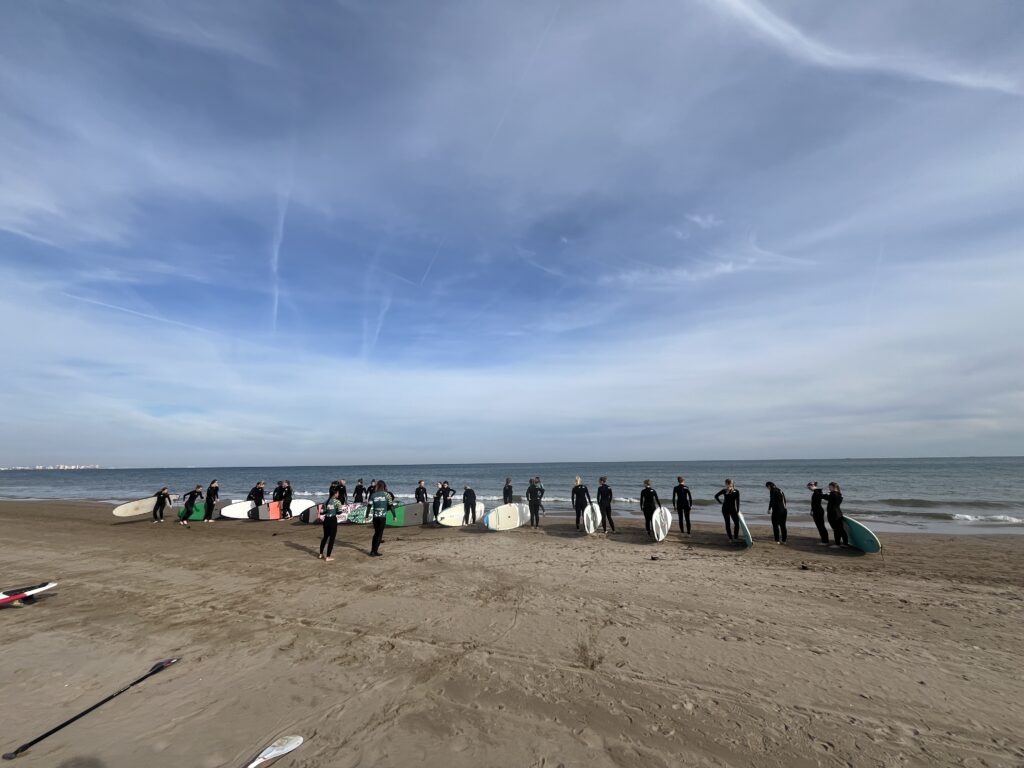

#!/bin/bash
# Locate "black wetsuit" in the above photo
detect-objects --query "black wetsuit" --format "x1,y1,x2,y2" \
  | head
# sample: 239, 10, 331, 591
181, 489, 203, 520
432, 488, 442, 522
810, 488, 828, 543
272, 485, 284, 505
353, 484, 365, 504
571, 485, 592, 529
281, 485, 293, 518
768, 487, 788, 543
639, 487, 660, 536
462, 488, 478, 525
204, 484, 219, 521
415, 485, 428, 504
714, 488, 741, 540
441, 486, 456, 510
320, 499, 341, 557
246, 486, 265, 520
596, 484, 615, 532
826, 491, 847, 545
672, 483, 693, 534
338, 485, 347, 505
526, 484, 543, 527
152, 491, 171, 521
503, 483, 514, 504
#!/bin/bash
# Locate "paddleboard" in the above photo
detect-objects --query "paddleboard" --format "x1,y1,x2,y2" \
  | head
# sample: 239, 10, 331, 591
342, 504, 370, 524
246, 734, 304, 767
737, 511, 753, 547
112, 495, 177, 517
582, 503, 601, 534
651, 506, 672, 542
221, 499, 261, 519
483, 503, 530, 531
386, 502, 435, 527
843, 515, 882, 553
176, 505, 208, 522
436, 501, 487, 527
1, 581, 57, 607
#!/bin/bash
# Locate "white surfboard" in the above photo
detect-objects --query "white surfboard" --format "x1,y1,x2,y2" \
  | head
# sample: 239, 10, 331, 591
582, 503, 601, 534
1, 581, 57, 607
437, 501, 486, 527
220, 500, 264, 519
483, 503, 530, 531
652, 506, 672, 542
112, 495, 177, 517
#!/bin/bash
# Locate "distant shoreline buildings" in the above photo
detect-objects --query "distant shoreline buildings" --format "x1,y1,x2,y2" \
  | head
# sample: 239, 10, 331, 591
0, 465, 102, 471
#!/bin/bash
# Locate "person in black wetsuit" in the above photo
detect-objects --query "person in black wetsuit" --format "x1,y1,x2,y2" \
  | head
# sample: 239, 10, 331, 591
415, 480, 428, 505
765, 481, 788, 544
271, 481, 285, 516
440, 481, 456, 510
281, 480, 294, 518
462, 485, 478, 525
152, 487, 172, 523
338, 480, 348, 505
826, 482, 847, 546
526, 478, 543, 528
807, 482, 829, 545
246, 481, 266, 520
179, 484, 204, 526
596, 476, 615, 533
714, 479, 741, 543
672, 476, 693, 534
571, 476, 592, 531
639, 479, 661, 538
203, 480, 219, 522
431, 482, 443, 523
329, 480, 340, 502
536, 477, 546, 517
353, 480, 366, 504
503, 478, 514, 505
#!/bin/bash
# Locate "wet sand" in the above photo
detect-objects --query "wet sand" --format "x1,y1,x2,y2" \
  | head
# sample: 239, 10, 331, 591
1, 500, 1022, 767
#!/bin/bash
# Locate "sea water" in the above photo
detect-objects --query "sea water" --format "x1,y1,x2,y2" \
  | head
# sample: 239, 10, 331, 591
1, 457, 1021, 533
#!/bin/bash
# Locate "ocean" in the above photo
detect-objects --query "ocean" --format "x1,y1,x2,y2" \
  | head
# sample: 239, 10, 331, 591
1, 457, 1021, 533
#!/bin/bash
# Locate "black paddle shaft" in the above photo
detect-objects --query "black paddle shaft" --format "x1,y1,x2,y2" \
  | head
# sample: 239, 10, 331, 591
2, 658, 179, 760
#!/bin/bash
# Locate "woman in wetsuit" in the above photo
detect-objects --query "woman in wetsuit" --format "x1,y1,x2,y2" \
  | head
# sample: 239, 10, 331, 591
714, 479, 741, 543
503, 478, 514, 505
571, 476, 592, 531
639, 479, 661, 538
432, 482, 443, 523
807, 482, 829, 545
246, 481, 266, 520
203, 480, 219, 522
179, 484, 204, 526
281, 480, 293, 519
320, 489, 342, 561
152, 487, 172, 523
826, 482, 847, 546
765, 481, 788, 544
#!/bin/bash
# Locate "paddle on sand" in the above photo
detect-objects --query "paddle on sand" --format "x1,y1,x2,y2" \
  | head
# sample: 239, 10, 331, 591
244, 735, 304, 767
2, 658, 180, 760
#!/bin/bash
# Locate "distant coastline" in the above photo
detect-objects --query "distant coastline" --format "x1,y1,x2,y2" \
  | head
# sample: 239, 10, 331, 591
0, 464, 101, 471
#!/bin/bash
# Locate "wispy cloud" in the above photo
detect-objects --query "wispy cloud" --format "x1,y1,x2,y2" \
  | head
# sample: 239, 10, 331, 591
686, 213, 723, 230
706, 0, 1021, 96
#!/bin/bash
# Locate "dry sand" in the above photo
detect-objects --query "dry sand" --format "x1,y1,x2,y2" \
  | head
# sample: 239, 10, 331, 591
1, 500, 1022, 768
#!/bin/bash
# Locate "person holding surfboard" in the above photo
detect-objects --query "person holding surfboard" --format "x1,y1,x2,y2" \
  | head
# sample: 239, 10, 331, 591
368, 480, 395, 557
597, 476, 615, 533
639, 479, 661, 538
807, 482, 830, 544
178, 484, 204, 526
203, 480, 219, 522
672, 476, 693, 534
826, 482, 848, 547
571, 476, 592, 531
765, 481, 788, 544
246, 481, 266, 521
526, 478, 543, 528
319, 489, 343, 561
152, 487, 172, 523
715, 479, 742, 543
431, 482, 443, 524
462, 485, 479, 525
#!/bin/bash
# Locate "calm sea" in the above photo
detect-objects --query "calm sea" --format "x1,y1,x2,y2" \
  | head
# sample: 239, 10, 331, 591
1, 458, 1022, 533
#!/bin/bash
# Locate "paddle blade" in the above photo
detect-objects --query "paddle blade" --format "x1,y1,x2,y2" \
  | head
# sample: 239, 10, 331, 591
246, 735, 303, 767
149, 658, 179, 675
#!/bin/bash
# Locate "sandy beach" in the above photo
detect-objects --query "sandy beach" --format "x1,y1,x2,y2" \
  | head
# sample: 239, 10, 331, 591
1, 500, 1022, 767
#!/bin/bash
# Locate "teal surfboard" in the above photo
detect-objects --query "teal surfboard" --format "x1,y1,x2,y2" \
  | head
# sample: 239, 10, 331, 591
843, 515, 881, 553
737, 511, 753, 547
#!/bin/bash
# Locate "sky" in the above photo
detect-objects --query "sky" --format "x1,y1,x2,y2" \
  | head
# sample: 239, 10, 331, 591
1, 0, 1022, 467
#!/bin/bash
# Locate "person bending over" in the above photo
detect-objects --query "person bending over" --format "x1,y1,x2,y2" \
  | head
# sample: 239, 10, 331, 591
246, 481, 266, 521
152, 487, 172, 523
462, 485, 478, 525
179, 484, 204, 526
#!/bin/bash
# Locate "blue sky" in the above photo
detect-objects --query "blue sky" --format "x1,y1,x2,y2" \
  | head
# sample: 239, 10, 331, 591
1, 0, 1022, 466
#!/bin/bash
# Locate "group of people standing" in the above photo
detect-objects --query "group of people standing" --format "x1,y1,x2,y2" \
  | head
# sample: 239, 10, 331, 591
150, 480, 220, 525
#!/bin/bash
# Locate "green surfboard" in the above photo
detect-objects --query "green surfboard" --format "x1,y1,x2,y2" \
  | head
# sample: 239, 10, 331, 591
176, 505, 206, 522
843, 515, 881, 553
385, 503, 426, 527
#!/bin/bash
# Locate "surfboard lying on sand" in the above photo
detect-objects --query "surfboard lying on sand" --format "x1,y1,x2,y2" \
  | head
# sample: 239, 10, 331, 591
843, 515, 882, 553
245, 734, 304, 767
436, 502, 486, 527
112, 495, 177, 517
220, 499, 265, 519
737, 511, 753, 547
651, 506, 672, 541
583, 503, 601, 534
1, 581, 57, 607
343, 505, 370, 524
387, 502, 434, 527
483, 503, 530, 531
